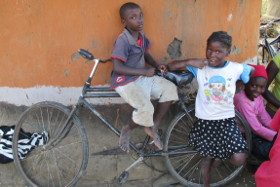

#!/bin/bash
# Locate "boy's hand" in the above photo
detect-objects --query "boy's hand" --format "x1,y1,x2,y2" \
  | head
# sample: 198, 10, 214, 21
157, 64, 167, 74
144, 67, 156, 77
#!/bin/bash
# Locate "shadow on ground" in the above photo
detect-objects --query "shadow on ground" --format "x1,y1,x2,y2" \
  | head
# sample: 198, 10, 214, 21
0, 102, 257, 186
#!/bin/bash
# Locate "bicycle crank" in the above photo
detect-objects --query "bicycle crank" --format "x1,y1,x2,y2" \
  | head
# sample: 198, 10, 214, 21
118, 156, 144, 184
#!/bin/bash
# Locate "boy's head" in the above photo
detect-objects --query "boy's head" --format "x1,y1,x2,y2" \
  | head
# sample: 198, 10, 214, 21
119, 2, 143, 31
245, 64, 268, 101
120, 2, 141, 19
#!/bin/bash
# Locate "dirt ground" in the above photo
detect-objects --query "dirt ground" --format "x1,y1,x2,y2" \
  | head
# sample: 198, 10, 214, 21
0, 101, 258, 187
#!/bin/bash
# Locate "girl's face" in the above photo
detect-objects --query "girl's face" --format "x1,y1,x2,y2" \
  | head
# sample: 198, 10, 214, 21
122, 8, 144, 32
206, 41, 230, 67
245, 77, 267, 101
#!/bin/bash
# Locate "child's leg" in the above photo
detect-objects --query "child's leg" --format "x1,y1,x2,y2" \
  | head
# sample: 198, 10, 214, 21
144, 101, 173, 150
148, 76, 178, 150
115, 80, 154, 152
229, 152, 247, 166
119, 119, 138, 153
201, 156, 214, 187
154, 101, 173, 127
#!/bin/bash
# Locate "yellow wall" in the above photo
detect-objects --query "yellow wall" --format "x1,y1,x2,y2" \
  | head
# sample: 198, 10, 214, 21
1, 0, 261, 88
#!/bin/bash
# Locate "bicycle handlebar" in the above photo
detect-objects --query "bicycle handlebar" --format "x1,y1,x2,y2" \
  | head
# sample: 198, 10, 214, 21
78, 49, 94, 60
260, 18, 280, 29
78, 49, 111, 63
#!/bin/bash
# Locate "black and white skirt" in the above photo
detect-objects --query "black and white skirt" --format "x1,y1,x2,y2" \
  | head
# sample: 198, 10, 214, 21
0, 125, 48, 163
188, 118, 248, 160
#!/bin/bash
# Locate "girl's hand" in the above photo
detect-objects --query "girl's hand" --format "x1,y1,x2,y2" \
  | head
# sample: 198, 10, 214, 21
189, 59, 208, 69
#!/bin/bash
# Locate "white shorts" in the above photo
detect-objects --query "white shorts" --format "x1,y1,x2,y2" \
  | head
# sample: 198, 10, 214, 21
115, 76, 178, 127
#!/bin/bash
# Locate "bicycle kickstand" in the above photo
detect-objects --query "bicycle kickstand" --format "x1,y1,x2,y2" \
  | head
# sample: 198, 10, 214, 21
118, 156, 144, 184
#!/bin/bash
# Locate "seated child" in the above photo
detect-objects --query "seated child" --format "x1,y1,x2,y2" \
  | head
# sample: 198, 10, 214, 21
234, 64, 277, 160
111, 2, 178, 153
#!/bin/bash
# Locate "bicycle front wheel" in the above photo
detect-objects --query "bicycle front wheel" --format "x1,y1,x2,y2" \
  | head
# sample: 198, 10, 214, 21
13, 101, 89, 187
164, 104, 252, 187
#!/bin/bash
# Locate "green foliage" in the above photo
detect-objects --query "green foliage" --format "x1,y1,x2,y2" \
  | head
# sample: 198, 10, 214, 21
262, 0, 268, 15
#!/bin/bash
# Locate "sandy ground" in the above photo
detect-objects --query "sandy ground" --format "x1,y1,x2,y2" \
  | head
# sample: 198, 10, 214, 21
0, 101, 258, 187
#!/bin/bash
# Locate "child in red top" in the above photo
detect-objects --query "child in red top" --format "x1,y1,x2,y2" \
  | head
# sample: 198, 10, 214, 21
255, 109, 280, 187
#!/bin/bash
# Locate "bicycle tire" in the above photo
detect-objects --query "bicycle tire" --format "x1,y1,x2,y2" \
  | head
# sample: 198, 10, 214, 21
164, 104, 252, 187
12, 101, 89, 187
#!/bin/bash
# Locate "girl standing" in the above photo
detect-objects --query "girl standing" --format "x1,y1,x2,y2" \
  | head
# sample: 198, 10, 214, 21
167, 31, 253, 187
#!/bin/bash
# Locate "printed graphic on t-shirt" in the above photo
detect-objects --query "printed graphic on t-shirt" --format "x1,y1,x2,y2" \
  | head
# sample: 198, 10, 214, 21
115, 76, 125, 84
203, 75, 233, 105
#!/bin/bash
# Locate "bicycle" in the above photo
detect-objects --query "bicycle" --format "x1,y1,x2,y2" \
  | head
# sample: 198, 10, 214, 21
258, 18, 280, 65
12, 49, 252, 187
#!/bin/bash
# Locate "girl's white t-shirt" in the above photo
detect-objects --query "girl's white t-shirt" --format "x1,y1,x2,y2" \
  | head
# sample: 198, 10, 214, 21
187, 61, 252, 120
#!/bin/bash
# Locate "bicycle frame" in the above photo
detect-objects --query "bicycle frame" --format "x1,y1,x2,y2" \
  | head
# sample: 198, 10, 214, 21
259, 18, 280, 62
50, 56, 196, 158
13, 49, 253, 187
260, 36, 280, 58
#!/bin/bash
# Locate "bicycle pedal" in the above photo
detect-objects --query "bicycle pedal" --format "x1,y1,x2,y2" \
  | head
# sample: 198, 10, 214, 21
118, 171, 129, 184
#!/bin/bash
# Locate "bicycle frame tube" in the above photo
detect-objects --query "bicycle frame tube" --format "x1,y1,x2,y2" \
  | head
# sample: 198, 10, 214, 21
45, 105, 79, 148
79, 90, 197, 157
265, 39, 275, 58
74, 55, 196, 157
78, 96, 141, 153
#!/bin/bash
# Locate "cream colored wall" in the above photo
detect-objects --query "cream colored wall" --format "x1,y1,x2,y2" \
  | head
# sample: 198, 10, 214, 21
0, 0, 261, 105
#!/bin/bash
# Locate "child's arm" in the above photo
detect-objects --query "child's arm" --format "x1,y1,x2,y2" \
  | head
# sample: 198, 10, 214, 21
144, 52, 167, 73
167, 59, 207, 71
113, 58, 155, 77
258, 96, 274, 128
240, 64, 254, 84
235, 95, 276, 141
262, 58, 280, 109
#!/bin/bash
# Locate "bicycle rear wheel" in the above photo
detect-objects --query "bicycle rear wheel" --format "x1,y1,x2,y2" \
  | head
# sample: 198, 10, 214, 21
13, 101, 89, 187
258, 45, 272, 65
164, 104, 252, 187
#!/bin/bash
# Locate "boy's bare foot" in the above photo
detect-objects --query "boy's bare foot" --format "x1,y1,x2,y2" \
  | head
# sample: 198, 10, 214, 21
144, 127, 163, 150
119, 127, 131, 153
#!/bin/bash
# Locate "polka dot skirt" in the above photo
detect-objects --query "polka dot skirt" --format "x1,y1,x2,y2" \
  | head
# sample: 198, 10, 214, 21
188, 118, 248, 160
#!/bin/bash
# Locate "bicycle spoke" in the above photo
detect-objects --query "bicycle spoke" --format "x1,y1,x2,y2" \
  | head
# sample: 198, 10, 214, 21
170, 152, 192, 166
51, 149, 63, 187
13, 102, 88, 187
171, 126, 189, 136
182, 159, 202, 181
175, 153, 197, 174
164, 107, 250, 186
168, 137, 187, 145
168, 145, 189, 150
177, 119, 192, 131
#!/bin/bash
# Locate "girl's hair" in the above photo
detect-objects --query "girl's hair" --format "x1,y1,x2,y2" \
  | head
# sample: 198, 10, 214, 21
207, 31, 232, 50
120, 2, 140, 19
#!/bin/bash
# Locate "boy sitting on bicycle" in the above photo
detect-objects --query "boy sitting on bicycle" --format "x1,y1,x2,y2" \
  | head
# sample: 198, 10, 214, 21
111, 2, 178, 153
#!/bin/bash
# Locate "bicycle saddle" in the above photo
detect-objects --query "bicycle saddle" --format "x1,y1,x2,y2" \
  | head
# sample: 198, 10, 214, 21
157, 71, 194, 88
